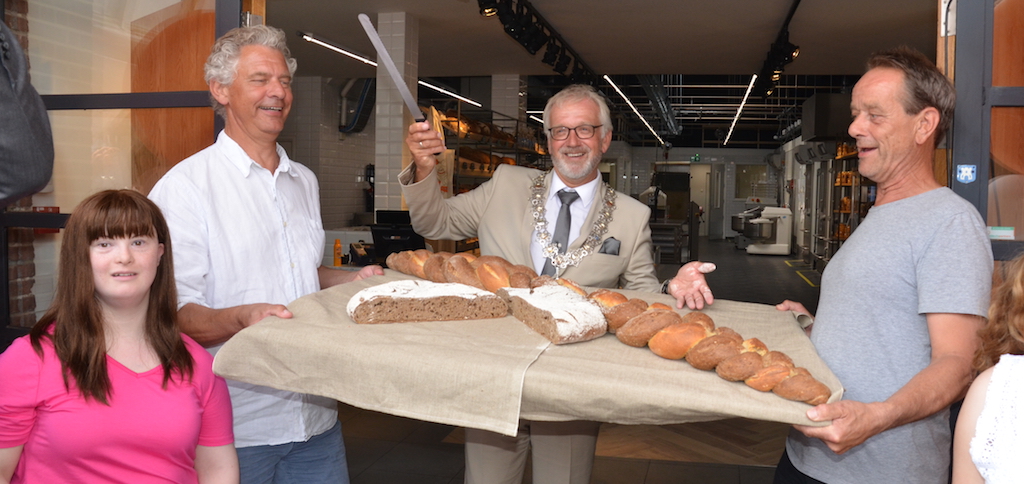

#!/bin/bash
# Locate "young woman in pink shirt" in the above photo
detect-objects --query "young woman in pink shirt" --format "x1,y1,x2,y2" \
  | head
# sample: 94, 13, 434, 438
0, 190, 236, 484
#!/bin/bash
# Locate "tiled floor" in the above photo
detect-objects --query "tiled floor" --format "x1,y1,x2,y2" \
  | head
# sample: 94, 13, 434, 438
342, 237, 821, 484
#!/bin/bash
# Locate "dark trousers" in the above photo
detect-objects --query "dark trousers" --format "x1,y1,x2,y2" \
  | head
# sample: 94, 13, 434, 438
773, 449, 826, 484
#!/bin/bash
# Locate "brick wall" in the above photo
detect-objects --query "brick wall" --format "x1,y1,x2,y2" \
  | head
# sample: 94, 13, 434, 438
5, 0, 40, 328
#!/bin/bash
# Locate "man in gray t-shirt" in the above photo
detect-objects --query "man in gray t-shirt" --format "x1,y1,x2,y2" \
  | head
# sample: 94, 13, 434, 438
679, 47, 993, 484
774, 47, 993, 484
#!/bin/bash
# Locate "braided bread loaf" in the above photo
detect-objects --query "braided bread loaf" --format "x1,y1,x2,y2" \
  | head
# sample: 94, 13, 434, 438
597, 289, 832, 406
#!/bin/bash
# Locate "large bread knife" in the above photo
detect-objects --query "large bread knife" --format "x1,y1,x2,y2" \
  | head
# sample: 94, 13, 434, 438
358, 13, 426, 123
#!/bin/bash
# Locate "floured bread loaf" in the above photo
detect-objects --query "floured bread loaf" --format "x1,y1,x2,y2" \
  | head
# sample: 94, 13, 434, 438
347, 280, 508, 324
497, 285, 606, 344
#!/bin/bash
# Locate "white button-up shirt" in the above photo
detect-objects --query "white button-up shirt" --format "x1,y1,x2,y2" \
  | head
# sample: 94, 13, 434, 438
149, 131, 336, 448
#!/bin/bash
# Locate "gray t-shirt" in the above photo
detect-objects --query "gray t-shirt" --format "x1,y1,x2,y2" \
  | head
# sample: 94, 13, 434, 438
787, 187, 993, 483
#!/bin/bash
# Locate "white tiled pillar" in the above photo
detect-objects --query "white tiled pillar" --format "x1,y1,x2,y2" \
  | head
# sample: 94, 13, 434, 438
373, 12, 419, 214
491, 74, 526, 131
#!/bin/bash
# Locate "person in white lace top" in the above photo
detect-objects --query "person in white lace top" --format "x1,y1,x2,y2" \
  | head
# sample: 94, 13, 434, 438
953, 254, 1024, 483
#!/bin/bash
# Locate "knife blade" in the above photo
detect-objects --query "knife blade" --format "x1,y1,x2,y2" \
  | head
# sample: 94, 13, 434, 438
358, 13, 426, 123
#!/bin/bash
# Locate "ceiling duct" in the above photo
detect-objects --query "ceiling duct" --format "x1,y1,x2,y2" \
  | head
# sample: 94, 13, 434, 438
638, 74, 679, 136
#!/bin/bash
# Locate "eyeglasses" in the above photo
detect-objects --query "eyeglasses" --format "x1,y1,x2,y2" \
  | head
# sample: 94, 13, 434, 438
548, 124, 602, 141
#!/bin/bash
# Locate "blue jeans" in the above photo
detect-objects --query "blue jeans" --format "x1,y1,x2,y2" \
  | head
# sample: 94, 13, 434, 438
236, 420, 350, 484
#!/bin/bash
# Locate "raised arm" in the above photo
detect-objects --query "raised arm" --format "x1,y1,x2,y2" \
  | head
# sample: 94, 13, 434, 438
405, 121, 446, 183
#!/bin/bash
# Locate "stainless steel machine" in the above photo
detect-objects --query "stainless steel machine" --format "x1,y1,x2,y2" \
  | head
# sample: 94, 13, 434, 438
744, 207, 792, 255
732, 206, 793, 255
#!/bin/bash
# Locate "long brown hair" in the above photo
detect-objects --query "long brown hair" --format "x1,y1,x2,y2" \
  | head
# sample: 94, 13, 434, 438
29, 190, 193, 404
974, 254, 1024, 372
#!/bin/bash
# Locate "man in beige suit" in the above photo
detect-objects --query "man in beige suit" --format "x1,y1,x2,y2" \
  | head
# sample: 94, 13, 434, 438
403, 84, 715, 484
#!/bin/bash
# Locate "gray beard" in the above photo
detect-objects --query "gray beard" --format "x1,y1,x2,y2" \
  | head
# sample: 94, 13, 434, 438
552, 150, 600, 184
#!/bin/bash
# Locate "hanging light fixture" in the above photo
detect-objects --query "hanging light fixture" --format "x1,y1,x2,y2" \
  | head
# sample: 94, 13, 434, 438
553, 50, 572, 74
541, 41, 560, 66
478, 0, 498, 17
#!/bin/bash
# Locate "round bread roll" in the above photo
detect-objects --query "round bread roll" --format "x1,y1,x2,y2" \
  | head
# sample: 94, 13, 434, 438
680, 311, 715, 331
423, 252, 453, 283
443, 254, 485, 289
456, 251, 478, 263
507, 265, 538, 288
605, 299, 650, 333
476, 260, 511, 293
616, 309, 684, 347
648, 302, 672, 311
508, 272, 533, 288
588, 289, 628, 309
684, 329, 743, 370
648, 321, 710, 359
509, 264, 537, 276
772, 368, 831, 405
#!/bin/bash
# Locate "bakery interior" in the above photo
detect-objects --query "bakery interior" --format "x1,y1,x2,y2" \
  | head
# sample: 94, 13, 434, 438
3, 0, 1022, 483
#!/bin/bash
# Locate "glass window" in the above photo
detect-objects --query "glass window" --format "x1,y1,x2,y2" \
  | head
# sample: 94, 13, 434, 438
26, 0, 215, 95
993, 0, 1024, 87
988, 107, 1024, 241
735, 164, 769, 200
7, 0, 217, 328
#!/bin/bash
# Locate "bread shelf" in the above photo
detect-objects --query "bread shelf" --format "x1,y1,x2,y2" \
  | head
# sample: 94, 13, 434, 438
808, 141, 875, 270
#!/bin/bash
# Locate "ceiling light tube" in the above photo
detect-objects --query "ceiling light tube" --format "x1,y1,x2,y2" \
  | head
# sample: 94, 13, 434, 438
417, 80, 483, 107
299, 32, 376, 66
529, 115, 544, 124
724, 74, 757, 146
300, 31, 484, 108
603, 75, 664, 146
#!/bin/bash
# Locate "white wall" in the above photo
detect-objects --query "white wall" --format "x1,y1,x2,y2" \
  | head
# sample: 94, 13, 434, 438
281, 76, 377, 229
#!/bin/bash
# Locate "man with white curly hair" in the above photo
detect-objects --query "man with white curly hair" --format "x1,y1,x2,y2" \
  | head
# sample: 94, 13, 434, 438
150, 25, 381, 484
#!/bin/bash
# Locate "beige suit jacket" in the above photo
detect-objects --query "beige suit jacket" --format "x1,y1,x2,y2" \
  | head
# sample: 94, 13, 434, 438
400, 164, 660, 292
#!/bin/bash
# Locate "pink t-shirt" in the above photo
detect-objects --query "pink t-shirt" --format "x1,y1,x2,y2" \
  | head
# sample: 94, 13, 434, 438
0, 333, 233, 483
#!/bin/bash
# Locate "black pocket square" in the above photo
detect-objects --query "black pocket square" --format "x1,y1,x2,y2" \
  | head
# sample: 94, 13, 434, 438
598, 237, 620, 255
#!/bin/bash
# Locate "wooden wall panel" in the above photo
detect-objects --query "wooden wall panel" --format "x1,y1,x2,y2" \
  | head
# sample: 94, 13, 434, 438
130, 2, 216, 194
991, 0, 1024, 176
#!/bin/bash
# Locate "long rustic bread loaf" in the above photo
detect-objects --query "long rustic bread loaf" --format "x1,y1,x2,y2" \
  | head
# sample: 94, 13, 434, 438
347, 280, 508, 324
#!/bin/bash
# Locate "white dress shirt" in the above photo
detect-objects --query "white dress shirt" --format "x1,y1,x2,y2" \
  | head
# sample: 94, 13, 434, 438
529, 174, 601, 275
149, 131, 336, 448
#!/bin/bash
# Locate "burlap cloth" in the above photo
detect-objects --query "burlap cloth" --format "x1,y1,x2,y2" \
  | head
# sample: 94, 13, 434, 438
213, 272, 843, 437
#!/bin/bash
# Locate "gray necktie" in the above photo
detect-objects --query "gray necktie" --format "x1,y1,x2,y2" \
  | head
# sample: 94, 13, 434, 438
542, 189, 580, 276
